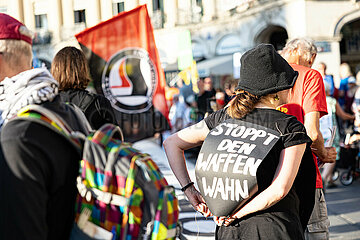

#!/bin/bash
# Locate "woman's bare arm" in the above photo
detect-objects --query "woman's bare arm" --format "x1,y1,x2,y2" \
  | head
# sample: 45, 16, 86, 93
163, 120, 209, 187
163, 120, 212, 215
336, 102, 355, 121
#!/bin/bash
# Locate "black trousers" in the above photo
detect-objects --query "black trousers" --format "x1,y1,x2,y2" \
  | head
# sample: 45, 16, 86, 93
215, 212, 304, 240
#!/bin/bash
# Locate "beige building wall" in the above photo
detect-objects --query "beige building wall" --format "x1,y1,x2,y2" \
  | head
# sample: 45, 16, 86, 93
100, 0, 112, 21
48, 0, 62, 44
6, 0, 25, 22
138, 0, 148, 7
62, 0, 74, 28
163, 0, 177, 28
125, 0, 139, 11
20, 0, 34, 31
303, 1, 359, 86
283, 0, 307, 38
85, 0, 101, 28
304, 1, 356, 38
59, 0, 77, 49
202, 0, 217, 22
0, 0, 359, 80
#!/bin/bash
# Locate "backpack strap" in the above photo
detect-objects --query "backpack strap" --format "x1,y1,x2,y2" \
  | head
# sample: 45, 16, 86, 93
120, 154, 139, 240
77, 92, 98, 113
150, 187, 179, 239
76, 177, 129, 206
92, 123, 124, 146
13, 105, 84, 150
67, 102, 93, 133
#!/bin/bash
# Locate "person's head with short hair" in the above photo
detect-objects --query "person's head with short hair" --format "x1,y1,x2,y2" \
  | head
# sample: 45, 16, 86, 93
356, 71, 360, 86
315, 62, 327, 77
204, 77, 213, 91
281, 38, 317, 68
339, 62, 352, 79
215, 90, 226, 109
0, 13, 33, 81
197, 78, 205, 91
51, 46, 91, 91
348, 76, 356, 87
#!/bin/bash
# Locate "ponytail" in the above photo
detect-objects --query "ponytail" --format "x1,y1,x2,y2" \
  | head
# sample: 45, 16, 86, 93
226, 90, 261, 119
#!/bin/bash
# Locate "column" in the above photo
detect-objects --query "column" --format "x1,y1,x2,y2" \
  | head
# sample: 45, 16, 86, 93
125, 0, 139, 11
100, 0, 113, 21
22, 0, 35, 30
163, 0, 176, 28
62, 0, 74, 28
85, 0, 101, 27
48, 0, 63, 44
7, 0, 24, 23
202, 0, 216, 22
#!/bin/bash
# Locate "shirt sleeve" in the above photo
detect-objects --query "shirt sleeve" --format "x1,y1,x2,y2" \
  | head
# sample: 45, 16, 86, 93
303, 70, 328, 118
339, 78, 348, 91
279, 117, 313, 148
329, 76, 335, 96
204, 108, 227, 130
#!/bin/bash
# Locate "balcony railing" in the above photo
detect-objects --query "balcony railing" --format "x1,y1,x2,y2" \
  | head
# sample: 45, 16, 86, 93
177, 7, 203, 26
151, 10, 165, 29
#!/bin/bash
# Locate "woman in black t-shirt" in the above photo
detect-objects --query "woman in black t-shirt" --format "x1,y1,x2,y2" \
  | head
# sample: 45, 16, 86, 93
163, 44, 316, 239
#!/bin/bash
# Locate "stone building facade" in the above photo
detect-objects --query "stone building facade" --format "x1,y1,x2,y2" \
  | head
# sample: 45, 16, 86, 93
1, 0, 360, 86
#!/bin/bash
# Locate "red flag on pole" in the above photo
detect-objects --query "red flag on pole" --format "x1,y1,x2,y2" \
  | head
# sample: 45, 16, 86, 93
76, 5, 170, 142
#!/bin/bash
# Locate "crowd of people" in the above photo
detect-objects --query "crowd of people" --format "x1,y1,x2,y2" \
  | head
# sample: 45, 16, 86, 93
166, 77, 236, 133
165, 42, 360, 193
0, 11, 359, 240
165, 38, 360, 240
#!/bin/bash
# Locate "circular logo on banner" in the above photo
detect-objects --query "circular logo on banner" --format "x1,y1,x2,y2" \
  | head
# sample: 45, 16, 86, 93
102, 48, 157, 113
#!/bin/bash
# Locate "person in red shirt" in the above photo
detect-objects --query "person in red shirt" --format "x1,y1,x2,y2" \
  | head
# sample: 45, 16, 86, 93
281, 38, 337, 240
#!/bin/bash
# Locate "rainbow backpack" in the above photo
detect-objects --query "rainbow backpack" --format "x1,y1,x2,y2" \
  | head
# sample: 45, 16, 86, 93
15, 105, 180, 240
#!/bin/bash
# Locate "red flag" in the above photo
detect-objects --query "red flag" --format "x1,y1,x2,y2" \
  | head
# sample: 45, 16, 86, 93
76, 5, 170, 142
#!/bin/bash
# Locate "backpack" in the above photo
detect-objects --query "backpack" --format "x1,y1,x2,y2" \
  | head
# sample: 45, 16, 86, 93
59, 90, 99, 114
59, 90, 117, 130
15, 105, 180, 240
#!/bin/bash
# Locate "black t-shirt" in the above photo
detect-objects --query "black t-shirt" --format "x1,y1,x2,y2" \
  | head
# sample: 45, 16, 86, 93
204, 108, 316, 239
0, 97, 86, 240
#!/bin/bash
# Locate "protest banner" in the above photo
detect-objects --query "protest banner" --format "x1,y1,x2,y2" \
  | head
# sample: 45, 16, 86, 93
75, 5, 170, 142
195, 118, 280, 216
